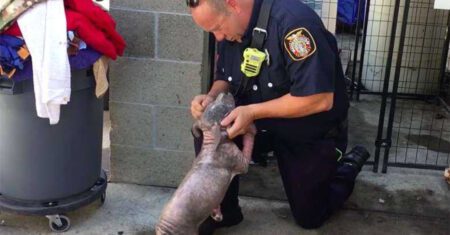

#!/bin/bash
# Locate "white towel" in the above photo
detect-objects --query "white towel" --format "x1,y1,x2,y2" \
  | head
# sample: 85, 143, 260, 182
18, 0, 71, 125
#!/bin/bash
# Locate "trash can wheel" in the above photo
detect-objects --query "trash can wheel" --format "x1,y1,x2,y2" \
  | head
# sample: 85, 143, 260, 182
46, 214, 70, 233
100, 191, 106, 205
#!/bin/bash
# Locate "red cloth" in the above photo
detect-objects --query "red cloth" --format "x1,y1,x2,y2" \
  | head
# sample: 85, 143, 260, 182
65, 0, 125, 57
3, 23, 20, 36
3, 0, 125, 60
65, 9, 118, 59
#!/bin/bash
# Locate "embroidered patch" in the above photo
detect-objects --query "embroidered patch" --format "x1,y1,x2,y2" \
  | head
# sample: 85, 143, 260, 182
284, 28, 316, 61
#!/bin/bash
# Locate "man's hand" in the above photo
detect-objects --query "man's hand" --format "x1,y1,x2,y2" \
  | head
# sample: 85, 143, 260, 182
191, 80, 229, 120
191, 94, 215, 120
220, 105, 256, 139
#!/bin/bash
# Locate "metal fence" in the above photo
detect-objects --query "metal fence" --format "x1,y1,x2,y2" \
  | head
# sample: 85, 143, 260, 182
372, 0, 449, 172
317, 0, 450, 172
305, 0, 449, 172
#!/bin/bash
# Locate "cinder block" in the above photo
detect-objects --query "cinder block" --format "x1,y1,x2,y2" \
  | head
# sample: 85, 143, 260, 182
157, 14, 203, 61
110, 58, 201, 106
110, 145, 194, 186
155, 106, 194, 152
110, 9, 155, 57
109, 58, 145, 103
110, 102, 153, 148
111, 0, 189, 14
141, 60, 202, 106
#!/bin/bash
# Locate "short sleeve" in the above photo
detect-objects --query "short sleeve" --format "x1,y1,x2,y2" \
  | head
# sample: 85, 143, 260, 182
282, 25, 336, 96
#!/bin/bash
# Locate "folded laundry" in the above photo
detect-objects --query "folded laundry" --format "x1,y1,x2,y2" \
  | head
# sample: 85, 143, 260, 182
4, 8, 123, 60
64, 0, 125, 57
12, 47, 102, 82
0, 34, 29, 79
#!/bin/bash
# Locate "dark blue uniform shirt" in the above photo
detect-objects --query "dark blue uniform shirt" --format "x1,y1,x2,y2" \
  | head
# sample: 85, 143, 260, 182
215, 0, 349, 144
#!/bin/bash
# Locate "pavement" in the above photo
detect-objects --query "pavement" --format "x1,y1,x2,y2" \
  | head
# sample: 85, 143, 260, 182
0, 112, 449, 235
0, 170, 448, 235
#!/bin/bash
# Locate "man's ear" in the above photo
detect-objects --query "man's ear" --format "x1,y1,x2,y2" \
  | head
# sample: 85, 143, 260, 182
225, 0, 241, 13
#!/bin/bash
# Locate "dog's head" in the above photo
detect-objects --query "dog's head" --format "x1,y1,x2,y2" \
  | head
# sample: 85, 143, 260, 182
201, 93, 235, 128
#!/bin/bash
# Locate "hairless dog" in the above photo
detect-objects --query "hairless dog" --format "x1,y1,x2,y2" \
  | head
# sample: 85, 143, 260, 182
156, 93, 256, 235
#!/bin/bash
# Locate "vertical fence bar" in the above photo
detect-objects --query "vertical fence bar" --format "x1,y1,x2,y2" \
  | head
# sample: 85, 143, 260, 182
349, 0, 365, 100
439, 14, 450, 98
356, 0, 371, 101
373, 0, 402, 173
381, 0, 411, 173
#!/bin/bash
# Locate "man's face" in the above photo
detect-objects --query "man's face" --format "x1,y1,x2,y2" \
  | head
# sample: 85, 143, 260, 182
191, 1, 246, 42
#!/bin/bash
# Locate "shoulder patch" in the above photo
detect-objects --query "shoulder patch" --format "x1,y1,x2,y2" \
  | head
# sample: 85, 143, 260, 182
284, 28, 316, 61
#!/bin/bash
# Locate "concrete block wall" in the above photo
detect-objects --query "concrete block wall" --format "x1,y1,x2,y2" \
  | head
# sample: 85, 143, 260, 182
109, 0, 203, 187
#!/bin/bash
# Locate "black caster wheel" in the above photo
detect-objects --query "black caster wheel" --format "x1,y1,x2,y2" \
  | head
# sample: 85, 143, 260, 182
100, 191, 106, 205
47, 214, 70, 233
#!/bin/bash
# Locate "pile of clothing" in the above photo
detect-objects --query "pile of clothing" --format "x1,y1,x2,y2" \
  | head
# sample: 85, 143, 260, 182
0, 0, 125, 124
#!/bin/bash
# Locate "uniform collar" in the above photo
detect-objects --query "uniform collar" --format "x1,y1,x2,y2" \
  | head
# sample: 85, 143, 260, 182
241, 0, 263, 45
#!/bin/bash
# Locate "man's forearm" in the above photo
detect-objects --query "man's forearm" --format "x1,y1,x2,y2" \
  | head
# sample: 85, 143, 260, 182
249, 92, 334, 119
207, 80, 229, 98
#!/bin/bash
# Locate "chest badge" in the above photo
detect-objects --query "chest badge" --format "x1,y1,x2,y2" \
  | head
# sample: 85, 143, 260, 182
284, 28, 316, 61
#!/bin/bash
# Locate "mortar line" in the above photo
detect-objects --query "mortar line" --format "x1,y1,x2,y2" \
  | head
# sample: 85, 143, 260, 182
111, 143, 193, 154
151, 105, 157, 149
118, 56, 201, 65
111, 6, 190, 16
109, 100, 190, 110
154, 13, 159, 59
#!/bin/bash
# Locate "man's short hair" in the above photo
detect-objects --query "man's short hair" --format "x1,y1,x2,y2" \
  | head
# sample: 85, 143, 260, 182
207, 0, 228, 13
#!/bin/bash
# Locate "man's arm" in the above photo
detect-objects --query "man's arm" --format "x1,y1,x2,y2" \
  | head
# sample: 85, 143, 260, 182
221, 92, 333, 138
207, 80, 230, 98
250, 92, 333, 119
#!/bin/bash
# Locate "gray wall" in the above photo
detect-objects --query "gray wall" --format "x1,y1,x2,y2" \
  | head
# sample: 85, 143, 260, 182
109, 0, 204, 187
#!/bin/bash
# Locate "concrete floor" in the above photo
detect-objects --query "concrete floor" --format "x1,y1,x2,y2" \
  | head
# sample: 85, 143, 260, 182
1, 98, 449, 234
0, 176, 448, 235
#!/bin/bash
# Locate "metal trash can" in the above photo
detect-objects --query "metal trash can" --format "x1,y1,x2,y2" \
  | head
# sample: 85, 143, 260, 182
0, 68, 107, 232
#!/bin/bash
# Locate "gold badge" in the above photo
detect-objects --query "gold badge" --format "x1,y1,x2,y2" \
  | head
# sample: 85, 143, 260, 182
284, 28, 316, 61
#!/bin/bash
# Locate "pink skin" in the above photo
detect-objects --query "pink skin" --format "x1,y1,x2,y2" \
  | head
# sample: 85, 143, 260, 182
156, 94, 256, 235
156, 124, 256, 234
211, 124, 256, 221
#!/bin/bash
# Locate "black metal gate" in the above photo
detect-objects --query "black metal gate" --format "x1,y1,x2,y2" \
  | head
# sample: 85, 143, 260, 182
371, 0, 449, 172
337, 0, 450, 172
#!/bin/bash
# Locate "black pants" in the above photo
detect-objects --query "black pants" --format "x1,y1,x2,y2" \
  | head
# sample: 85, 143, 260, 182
193, 126, 357, 229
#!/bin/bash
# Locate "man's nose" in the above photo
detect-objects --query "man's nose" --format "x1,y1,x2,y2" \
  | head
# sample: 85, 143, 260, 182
213, 32, 225, 42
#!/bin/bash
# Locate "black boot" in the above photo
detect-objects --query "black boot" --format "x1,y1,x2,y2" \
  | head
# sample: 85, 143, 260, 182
198, 207, 244, 235
341, 145, 370, 172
